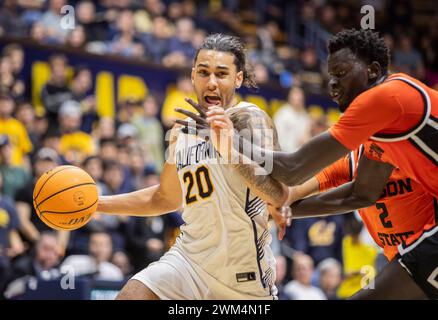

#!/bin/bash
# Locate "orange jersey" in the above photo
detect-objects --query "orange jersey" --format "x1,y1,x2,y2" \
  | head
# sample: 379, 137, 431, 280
329, 73, 438, 197
316, 146, 437, 261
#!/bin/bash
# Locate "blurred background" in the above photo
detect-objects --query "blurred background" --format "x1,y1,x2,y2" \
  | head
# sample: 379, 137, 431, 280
0, 0, 437, 300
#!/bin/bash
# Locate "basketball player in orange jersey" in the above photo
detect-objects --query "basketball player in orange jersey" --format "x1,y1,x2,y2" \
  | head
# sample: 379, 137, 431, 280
97, 34, 288, 300
180, 29, 438, 299
276, 144, 437, 299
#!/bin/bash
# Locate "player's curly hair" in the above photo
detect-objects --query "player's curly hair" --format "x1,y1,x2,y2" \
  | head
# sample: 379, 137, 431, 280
328, 29, 390, 74
194, 33, 258, 89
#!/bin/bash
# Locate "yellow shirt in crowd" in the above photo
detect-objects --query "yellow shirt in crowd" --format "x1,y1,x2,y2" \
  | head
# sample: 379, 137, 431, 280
160, 87, 197, 126
0, 118, 33, 166
60, 131, 95, 162
336, 235, 378, 299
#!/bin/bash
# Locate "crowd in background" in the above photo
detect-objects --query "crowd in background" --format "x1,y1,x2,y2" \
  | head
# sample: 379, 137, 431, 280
0, 0, 437, 299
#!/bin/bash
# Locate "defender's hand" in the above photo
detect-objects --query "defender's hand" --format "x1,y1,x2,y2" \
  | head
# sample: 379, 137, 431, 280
268, 204, 292, 241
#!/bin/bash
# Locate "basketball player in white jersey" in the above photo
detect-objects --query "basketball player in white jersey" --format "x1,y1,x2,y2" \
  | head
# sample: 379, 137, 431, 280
97, 34, 288, 300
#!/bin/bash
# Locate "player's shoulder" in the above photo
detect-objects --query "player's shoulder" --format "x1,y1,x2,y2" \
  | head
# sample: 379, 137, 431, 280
227, 101, 269, 119
353, 73, 419, 105
227, 101, 272, 130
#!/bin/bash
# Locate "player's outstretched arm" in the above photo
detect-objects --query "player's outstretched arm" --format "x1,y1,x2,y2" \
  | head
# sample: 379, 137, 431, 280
97, 162, 182, 216
269, 132, 349, 186
177, 102, 350, 187
290, 155, 394, 217
97, 125, 183, 216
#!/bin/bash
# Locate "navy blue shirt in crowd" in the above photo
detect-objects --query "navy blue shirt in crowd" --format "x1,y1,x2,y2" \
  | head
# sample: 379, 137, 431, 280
0, 195, 20, 258
284, 216, 345, 266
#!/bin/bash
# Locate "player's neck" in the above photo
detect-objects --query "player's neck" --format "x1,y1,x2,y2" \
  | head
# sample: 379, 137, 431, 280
224, 97, 239, 110
369, 74, 388, 89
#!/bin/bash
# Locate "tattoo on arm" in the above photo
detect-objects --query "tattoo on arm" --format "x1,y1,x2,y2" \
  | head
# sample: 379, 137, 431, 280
227, 106, 285, 206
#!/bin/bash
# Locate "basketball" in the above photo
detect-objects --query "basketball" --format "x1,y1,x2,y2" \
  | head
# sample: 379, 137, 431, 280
33, 165, 98, 231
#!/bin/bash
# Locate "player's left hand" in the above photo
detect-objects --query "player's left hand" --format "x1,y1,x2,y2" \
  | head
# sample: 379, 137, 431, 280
175, 98, 236, 160
268, 204, 292, 241
174, 98, 210, 132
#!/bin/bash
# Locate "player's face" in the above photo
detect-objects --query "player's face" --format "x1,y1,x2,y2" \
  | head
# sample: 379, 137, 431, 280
192, 49, 243, 110
327, 48, 370, 112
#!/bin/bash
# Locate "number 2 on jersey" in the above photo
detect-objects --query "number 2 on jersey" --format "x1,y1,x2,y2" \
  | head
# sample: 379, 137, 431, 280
183, 166, 214, 204
377, 202, 393, 228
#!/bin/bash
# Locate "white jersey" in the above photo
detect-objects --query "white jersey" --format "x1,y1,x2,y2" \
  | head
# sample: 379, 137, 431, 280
172, 102, 276, 297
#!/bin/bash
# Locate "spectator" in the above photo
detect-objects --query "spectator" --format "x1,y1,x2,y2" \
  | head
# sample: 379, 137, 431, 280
34, 115, 49, 144
283, 214, 344, 266
99, 138, 119, 163
337, 213, 378, 299
69, 66, 97, 134
0, 135, 30, 199
143, 0, 166, 18
284, 253, 326, 300
298, 47, 325, 95
111, 250, 132, 279
14, 148, 60, 244
393, 34, 425, 80
163, 17, 196, 67
92, 160, 131, 251
5, 231, 63, 299
273, 86, 311, 152
125, 167, 182, 272
117, 97, 143, 125
106, 10, 144, 58
81, 156, 105, 194
0, 55, 24, 99
92, 117, 116, 144
30, 22, 46, 43
41, 127, 62, 157
275, 255, 292, 300
66, 25, 87, 50
160, 72, 196, 129
0, 170, 24, 294
101, 159, 132, 196
14, 101, 40, 153
141, 15, 171, 64
2, 44, 25, 84
40, 54, 74, 129
0, 92, 33, 168
76, 1, 109, 42
253, 62, 270, 85
58, 100, 95, 166
128, 148, 146, 190
318, 258, 342, 300
0, 0, 27, 37
131, 95, 164, 171
40, 0, 69, 44
19, 0, 45, 27
62, 231, 124, 281
117, 123, 139, 151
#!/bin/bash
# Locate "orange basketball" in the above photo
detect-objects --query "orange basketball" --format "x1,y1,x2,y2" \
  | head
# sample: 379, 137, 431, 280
33, 165, 98, 231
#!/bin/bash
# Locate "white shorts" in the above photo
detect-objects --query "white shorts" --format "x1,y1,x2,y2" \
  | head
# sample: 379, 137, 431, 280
131, 248, 277, 300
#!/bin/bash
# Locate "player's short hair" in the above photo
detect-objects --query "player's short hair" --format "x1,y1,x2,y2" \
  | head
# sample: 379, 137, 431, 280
328, 29, 390, 74
194, 33, 258, 89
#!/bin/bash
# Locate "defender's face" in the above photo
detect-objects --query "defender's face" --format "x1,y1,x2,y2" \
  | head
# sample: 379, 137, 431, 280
192, 49, 243, 110
327, 48, 369, 112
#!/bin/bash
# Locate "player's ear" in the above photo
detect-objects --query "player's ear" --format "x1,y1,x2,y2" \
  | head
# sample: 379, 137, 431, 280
367, 62, 381, 81
235, 70, 243, 89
